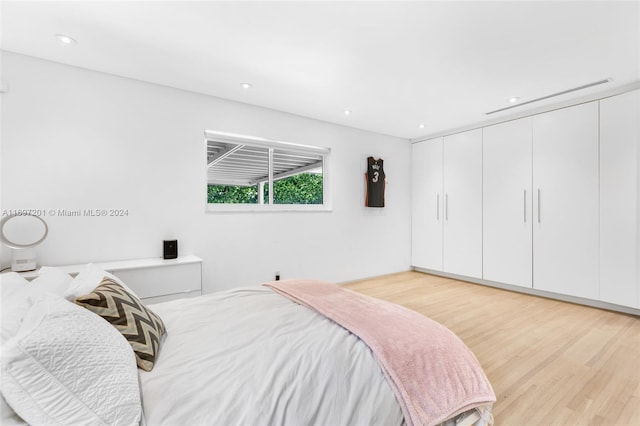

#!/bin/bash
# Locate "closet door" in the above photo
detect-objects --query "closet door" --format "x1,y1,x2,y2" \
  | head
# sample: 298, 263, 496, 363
483, 118, 533, 287
600, 90, 639, 308
532, 102, 599, 299
443, 129, 482, 278
411, 138, 443, 271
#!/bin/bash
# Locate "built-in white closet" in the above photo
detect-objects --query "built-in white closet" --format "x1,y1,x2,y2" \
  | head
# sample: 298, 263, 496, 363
600, 90, 640, 308
532, 102, 600, 300
443, 129, 483, 279
482, 117, 533, 288
411, 138, 443, 271
411, 130, 483, 279
411, 89, 640, 311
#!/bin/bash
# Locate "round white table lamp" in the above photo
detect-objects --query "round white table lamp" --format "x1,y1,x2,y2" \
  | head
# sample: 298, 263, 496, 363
0, 214, 49, 272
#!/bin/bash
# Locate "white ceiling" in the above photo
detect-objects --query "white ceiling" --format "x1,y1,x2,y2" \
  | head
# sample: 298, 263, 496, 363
1, 1, 638, 139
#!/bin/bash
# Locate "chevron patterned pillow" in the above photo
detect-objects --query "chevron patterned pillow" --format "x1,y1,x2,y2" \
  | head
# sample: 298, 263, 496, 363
74, 277, 166, 371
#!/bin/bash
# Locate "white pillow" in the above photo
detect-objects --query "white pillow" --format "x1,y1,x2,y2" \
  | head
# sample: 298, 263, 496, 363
1, 273, 34, 343
0, 272, 30, 300
65, 263, 140, 300
0, 273, 31, 425
1, 294, 142, 426
31, 266, 73, 296
1, 268, 73, 342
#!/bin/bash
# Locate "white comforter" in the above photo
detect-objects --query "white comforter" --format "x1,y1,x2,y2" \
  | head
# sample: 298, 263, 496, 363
140, 287, 404, 426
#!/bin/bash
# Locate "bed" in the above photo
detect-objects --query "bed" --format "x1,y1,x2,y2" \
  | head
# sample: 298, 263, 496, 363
1, 265, 495, 426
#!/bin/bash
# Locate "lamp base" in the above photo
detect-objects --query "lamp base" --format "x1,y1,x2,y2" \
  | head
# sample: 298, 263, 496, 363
11, 248, 37, 272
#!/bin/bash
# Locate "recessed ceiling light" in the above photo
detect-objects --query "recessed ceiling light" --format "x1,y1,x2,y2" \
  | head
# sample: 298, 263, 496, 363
344, 110, 352, 115
508, 96, 520, 104
418, 123, 425, 129
54, 34, 76, 45
241, 83, 252, 89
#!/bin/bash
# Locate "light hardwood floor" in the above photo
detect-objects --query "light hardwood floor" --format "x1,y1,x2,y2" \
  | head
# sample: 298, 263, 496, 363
344, 271, 640, 426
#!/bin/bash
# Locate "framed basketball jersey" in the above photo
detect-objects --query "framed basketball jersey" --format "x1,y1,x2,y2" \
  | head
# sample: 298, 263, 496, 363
365, 156, 385, 207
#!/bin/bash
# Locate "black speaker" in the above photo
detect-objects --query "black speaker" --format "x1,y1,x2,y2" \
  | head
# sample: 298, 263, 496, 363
163, 240, 178, 259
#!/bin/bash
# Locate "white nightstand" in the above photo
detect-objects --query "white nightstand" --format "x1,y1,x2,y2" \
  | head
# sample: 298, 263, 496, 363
19, 255, 203, 304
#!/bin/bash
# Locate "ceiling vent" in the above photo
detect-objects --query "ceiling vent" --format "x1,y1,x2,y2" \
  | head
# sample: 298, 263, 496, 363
485, 78, 612, 115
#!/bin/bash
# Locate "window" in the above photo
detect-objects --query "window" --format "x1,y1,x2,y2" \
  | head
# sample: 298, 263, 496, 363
205, 131, 330, 211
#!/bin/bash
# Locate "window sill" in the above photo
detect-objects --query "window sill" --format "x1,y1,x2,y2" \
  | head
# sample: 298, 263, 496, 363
205, 203, 333, 213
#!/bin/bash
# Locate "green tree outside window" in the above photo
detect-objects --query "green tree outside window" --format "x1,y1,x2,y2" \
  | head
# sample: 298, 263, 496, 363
208, 173, 322, 204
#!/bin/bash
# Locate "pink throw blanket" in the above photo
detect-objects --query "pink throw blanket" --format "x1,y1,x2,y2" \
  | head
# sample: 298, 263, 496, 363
264, 279, 495, 426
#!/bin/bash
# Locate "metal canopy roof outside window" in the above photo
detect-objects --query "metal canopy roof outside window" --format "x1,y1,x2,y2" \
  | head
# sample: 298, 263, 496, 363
206, 131, 329, 187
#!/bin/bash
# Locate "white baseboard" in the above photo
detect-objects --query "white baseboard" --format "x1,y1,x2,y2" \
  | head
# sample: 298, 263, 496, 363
412, 267, 640, 316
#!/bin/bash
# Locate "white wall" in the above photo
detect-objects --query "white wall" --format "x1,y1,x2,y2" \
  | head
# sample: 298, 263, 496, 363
0, 52, 412, 293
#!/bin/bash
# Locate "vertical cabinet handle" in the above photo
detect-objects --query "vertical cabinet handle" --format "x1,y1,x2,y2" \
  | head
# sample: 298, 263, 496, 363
445, 194, 449, 221
524, 189, 527, 222
436, 194, 440, 220
537, 189, 541, 223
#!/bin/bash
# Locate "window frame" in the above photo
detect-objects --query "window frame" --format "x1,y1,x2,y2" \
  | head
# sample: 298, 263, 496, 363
204, 130, 332, 212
